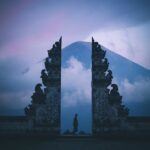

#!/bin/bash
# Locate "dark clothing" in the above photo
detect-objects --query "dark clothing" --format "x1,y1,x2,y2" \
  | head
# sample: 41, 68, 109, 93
73, 115, 78, 133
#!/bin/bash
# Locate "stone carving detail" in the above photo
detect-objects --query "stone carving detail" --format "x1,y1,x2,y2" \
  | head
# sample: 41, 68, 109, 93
24, 37, 61, 134
109, 84, 129, 117
24, 83, 45, 116
41, 69, 48, 86
92, 37, 129, 134
31, 83, 45, 104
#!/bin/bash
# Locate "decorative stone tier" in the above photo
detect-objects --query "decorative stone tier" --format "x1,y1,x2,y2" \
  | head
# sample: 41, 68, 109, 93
24, 37, 62, 135
92, 38, 129, 134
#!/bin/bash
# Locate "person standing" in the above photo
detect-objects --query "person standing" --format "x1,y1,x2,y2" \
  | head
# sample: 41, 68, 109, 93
73, 113, 78, 134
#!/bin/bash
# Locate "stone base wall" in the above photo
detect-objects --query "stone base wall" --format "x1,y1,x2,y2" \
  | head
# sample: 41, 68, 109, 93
0, 116, 150, 136
0, 116, 28, 135
128, 119, 150, 131
0, 116, 60, 136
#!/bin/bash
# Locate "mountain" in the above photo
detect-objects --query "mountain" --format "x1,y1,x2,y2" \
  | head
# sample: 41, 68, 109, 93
62, 41, 150, 82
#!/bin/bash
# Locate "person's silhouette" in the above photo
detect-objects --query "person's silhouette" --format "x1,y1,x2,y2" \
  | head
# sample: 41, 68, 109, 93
73, 113, 78, 134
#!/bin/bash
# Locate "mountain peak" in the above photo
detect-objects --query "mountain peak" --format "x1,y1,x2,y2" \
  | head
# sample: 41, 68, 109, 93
62, 41, 150, 82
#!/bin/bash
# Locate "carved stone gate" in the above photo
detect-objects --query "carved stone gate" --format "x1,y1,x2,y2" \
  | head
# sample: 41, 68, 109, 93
25, 37, 128, 135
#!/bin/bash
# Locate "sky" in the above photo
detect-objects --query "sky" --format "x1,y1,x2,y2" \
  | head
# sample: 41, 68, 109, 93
0, 0, 150, 132
0, 0, 150, 66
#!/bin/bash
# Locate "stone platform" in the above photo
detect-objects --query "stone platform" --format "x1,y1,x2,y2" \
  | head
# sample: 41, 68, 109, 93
0, 135, 150, 150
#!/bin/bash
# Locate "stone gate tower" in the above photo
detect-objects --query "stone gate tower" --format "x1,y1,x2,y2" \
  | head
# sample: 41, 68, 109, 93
24, 37, 62, 135
92, 38, 129, 134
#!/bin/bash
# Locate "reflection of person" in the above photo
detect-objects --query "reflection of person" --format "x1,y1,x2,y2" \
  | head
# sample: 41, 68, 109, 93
73, 113, 78, 134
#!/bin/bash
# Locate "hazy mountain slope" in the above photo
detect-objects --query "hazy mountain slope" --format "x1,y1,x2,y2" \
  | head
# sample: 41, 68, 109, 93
62, 41, 150, 83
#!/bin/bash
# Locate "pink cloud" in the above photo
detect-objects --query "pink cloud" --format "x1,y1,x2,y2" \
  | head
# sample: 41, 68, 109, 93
0, 12, 65, 59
